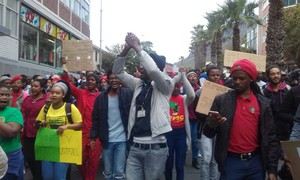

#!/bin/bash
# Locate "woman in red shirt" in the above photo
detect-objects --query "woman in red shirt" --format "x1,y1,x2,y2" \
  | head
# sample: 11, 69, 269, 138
21, 79, 48, 180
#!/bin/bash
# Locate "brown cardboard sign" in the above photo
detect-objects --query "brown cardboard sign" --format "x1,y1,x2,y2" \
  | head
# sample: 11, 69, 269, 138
224, 50, 266, 72
196, 81, 231, 115
281, 141, 300, 180
62, 40, 93, 71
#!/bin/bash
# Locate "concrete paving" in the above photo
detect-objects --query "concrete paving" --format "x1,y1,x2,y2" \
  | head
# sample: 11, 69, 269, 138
25, 150, 201, 180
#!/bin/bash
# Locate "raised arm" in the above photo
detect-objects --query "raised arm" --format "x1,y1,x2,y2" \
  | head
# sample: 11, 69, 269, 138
180, 70, 195, 105
112, 42, 140, 91
61, 59, 83, 98
126, 33, 174, 95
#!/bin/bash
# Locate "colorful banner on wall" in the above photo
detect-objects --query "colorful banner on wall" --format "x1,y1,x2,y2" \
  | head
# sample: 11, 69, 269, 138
20, 6, 40, 28
40, 17, 57, 37
35, 128, 82, 165
57, 27, 69, 40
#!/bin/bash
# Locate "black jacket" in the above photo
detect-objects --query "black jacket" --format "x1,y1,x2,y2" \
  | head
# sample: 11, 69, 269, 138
203, 90, 279, 174
90, 87, 133, 148
278, 85, 300, 125
263, 83, 290, 140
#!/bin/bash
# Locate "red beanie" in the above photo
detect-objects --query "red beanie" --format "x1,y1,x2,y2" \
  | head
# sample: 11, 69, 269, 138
230, 59, 258, 80
11, 75, 22, 83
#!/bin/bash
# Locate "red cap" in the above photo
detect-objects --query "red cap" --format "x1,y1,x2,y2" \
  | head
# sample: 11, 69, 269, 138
230, 59, 258, 80
51, 74, 61, 83
100, 76, 108, 82
11, 75, 22, 83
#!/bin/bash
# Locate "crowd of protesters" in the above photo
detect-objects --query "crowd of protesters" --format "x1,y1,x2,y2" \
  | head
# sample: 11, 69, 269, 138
1, 32, 300, 180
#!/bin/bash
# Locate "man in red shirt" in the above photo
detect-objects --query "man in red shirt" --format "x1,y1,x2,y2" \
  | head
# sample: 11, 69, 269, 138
10, 75, 28, 109
203, 59, 279, 180
61, 64, 101, 180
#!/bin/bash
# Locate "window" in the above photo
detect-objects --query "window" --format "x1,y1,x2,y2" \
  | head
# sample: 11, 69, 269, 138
61, 0, 71, 8
262, 33, 267, 43
39, 31, 55, 66
56, 40, 62, 68
0, 4, 3, 25
20, 22, 38, 62
5, 0, 18, 37
81, 1, 89, 22
73, 0, 80, 16
262, 0, 269, 10
7, 0, 17, 10
284, 0, 297, 6
262, 14, 269, 26
82, 7, 89, 22
5, 9, 17, 37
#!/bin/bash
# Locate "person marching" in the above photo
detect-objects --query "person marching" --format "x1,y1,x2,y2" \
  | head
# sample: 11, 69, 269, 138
165, 68, 194, 180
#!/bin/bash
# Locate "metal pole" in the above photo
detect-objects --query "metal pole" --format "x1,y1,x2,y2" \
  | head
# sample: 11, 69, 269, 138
99, 0, 103, 71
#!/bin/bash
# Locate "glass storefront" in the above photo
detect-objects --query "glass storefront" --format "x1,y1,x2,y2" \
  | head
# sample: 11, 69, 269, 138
19, 22, 38, 62
39, 31, 55, 66
19, 5, 72, 69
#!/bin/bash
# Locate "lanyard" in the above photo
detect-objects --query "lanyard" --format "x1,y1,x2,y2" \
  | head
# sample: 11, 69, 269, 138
140, 85, 152, 110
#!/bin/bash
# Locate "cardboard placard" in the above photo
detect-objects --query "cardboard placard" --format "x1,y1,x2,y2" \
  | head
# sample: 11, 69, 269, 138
196, 81, 231, 115
224, 50, 266, 72
280, 141, 300, 180
62, 40, 93, 71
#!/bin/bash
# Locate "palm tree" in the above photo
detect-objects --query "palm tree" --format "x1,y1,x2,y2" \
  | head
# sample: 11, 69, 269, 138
222, 0, 261, 51
190, 25, 209, 69
205, 10, 227, 70
266, 0, 285, 66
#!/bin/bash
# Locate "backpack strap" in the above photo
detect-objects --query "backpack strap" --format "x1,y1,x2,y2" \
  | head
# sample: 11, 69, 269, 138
65, 103, 73, 124
43, 103, 51, 120
44, 103, 73, 124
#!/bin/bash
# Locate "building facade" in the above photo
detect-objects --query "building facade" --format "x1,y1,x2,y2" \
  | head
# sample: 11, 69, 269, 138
0, 0, 100, 77
257, 0, 300, 56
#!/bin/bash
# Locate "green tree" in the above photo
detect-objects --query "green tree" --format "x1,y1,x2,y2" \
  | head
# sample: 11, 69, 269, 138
222, 0, 261, 51
266, 0, 285, 67
284, 5, 300, 65
190, 24, 209, 69
205, 9, 227, 70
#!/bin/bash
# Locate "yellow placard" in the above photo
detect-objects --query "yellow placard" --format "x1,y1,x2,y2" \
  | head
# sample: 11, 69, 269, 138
59, 130, 82, 165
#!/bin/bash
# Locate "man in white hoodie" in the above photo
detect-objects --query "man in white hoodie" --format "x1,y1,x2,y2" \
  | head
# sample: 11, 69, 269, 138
113, 32, 174, 180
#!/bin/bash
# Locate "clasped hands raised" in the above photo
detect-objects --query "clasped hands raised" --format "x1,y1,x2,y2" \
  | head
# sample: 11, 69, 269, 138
124, 32, 141, 52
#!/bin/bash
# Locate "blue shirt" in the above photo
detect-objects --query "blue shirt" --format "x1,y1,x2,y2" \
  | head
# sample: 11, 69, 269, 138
108, 95, 126, 142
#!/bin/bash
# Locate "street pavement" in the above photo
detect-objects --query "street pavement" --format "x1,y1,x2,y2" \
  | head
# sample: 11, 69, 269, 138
25, 150, 201, 180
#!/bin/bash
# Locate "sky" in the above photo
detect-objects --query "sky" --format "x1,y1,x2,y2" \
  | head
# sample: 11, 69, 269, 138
90, 0, 226, 64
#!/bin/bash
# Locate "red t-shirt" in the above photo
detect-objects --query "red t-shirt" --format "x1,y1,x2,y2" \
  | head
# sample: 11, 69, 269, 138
228, 90, 260, 153
170, 95, 185, 128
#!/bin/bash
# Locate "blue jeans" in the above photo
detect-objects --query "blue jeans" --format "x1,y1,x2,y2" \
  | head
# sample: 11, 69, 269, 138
290, 122, 300, 140
190, 120, 199, 159
165, 128, 187, 180
220, 153, 265, 180
126, 144, 168, 180
102, 141, 126, 180
199, 132, 218, 180
42, 161, 69, 180
2, 148, 24, 180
